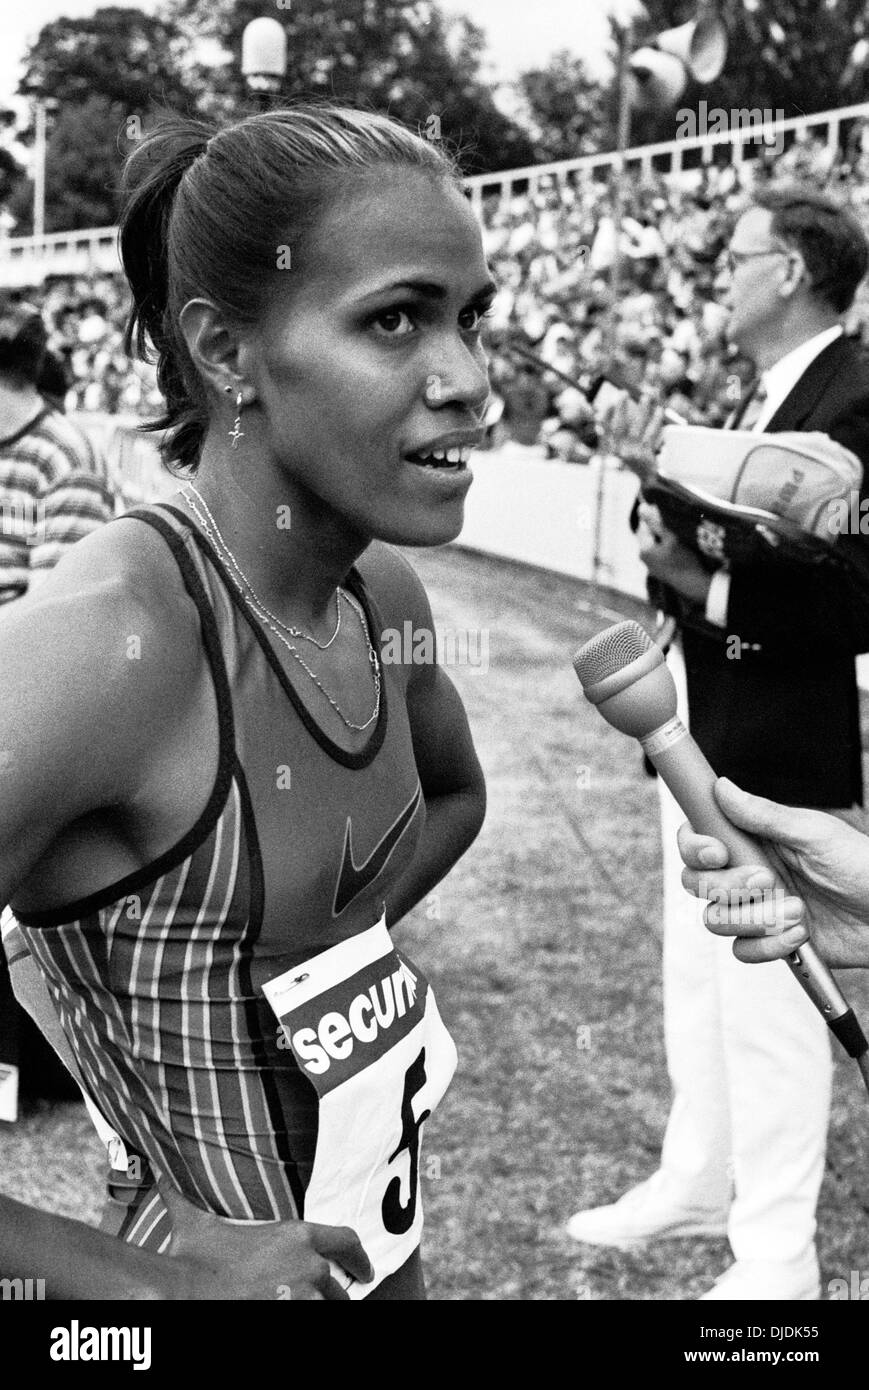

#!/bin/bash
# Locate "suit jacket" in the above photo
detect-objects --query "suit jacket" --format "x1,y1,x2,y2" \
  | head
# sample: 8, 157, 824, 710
671, 333, 869, 808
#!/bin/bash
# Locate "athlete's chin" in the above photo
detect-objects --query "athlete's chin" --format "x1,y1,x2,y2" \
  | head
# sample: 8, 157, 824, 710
372, 501, 467, 549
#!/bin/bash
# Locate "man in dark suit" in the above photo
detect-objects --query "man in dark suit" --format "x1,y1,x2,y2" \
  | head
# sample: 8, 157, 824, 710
567, 185, 869, 1300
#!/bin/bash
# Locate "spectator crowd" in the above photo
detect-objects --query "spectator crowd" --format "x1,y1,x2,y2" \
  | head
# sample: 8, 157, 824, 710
35, 273, 161, 417
481, 121, 869, 459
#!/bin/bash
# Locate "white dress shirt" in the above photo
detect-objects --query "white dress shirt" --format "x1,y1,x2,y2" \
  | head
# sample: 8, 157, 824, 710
704, 324, 844, 626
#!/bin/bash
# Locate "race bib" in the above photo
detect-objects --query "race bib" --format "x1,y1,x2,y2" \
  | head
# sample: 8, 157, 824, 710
262, 917, 457, 1298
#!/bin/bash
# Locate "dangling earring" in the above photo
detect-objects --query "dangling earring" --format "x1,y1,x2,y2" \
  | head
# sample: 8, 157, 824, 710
229, 390, 245, 449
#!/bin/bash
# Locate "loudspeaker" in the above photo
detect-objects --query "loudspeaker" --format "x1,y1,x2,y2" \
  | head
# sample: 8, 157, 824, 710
628, 13, 728, 113
628, 49, 691, 110
658, 15, 728, 83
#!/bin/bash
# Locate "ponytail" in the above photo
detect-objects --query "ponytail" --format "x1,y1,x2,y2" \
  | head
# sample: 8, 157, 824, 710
120, 116, 215, 473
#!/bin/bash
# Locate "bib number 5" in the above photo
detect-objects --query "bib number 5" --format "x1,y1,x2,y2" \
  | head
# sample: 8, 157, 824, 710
381, 1048, 431, 1235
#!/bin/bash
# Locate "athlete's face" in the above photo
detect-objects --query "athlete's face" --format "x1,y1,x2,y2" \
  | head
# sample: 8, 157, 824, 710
245, 170, 493, 548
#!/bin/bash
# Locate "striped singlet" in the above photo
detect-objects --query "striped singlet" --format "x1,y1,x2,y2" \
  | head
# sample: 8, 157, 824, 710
10, 503, 457, 1288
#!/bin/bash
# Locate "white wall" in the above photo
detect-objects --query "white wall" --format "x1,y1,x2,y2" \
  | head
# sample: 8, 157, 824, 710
457, 444, 647, 597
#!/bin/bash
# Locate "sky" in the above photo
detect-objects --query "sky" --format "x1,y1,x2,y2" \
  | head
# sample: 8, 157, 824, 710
0, 0, 624, 109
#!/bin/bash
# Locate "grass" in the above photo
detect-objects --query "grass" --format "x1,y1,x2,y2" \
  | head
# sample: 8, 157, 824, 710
2, 544, 868, 1301
403, 546, 869, 1301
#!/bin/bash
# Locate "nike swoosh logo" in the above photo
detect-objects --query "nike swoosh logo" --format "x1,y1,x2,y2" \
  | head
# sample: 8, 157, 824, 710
332, 783, 423, 917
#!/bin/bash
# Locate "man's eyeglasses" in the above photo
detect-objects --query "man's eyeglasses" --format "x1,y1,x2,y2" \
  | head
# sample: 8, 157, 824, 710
720, 247, 790, 276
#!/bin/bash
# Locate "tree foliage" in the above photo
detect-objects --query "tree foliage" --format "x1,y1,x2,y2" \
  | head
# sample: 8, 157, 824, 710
516, 50, 609, 163
8, 96, 134, 234
167, 0, 536, 172
9, 7, 197, 232
16, 0, 869, 233
18, 6, 194, 111
0, 148, 23, 209
623, 0, 869, 144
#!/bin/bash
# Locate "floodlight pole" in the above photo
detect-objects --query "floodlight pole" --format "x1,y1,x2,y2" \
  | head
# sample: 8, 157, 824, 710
33, 100, 47, 241
609, 22, 634, 337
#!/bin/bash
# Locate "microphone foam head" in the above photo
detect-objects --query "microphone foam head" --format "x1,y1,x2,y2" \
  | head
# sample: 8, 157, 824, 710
572, 620, 654, 692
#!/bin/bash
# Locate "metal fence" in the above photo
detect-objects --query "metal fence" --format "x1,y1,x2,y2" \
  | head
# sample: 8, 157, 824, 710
0, 225, 120, 288
463, 100, 869, 216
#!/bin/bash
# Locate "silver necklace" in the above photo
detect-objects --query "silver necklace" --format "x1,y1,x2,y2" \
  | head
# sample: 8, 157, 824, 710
180, 487, 381, 733
181, 483, 341, 650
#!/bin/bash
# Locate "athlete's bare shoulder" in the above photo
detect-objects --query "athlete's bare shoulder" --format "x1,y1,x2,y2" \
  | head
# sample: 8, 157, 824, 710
0, 509, 203, 818
354, 542, 433, 633
7, 507, 199, 657
18, 504, 191, 613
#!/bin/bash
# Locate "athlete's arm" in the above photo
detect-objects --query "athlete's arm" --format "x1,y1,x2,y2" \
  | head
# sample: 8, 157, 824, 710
0, 528, 373, 1297
0, 1188, 372, 1300
388, 659, 486, 926
0, 530, 186, 920
0, 539, 204, 1297
362, 546, 486, 927
0, 1191, 185, 1299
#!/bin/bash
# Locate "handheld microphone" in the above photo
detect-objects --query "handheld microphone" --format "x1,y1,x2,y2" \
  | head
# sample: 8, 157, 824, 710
572, 619, 869, 1092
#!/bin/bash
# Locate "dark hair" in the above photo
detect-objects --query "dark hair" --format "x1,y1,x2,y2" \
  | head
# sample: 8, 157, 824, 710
36, 348, 70, 408
120, 106, 462, 473
753, 184, 869, 314
0, 297, 48, 386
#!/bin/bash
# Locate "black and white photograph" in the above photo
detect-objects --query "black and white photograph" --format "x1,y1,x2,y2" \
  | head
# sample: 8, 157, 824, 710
0, 0, 868, 1355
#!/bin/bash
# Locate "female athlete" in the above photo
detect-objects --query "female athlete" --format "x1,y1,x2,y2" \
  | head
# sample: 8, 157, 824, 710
0, 105, 490, 1300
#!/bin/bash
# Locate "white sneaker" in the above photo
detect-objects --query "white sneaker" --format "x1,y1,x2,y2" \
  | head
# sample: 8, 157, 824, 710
699, 1254, 821, 1301
566, 1176, 729, 1251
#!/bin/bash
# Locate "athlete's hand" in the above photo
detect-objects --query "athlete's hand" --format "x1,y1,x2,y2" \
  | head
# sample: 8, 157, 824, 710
160, 1183, 374, 1300
678, 777, 869, 969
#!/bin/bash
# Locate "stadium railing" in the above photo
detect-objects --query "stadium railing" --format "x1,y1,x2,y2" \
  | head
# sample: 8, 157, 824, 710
0, 226, 120, 289
463, 100, 869, 214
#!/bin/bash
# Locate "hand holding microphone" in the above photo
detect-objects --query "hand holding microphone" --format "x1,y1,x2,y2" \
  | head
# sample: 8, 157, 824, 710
572, 620, 869, 1093
678, 779, 869, 971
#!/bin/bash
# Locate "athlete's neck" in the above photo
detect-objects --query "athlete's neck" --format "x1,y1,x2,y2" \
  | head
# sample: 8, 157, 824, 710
187, 452, 368, 636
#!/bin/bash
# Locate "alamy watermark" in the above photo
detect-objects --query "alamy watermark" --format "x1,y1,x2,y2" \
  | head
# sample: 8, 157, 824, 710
49, 1322, 151, 1370
700, 878, 788, 928
676, 102, 786, 158
826, 490, 869, 535
380, 621, 489, 673
827, 1270, 869, 1299
1, 499, 47, 544
1, 1276, 45, 1300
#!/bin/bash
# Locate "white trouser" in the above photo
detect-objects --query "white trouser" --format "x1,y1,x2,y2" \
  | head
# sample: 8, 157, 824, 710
655, 642, 832, 1263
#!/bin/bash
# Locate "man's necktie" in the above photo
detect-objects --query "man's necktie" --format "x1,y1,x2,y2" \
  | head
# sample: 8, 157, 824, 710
726, 376, 767, 431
